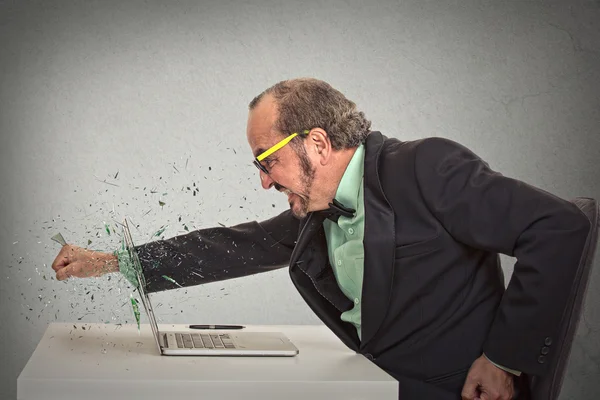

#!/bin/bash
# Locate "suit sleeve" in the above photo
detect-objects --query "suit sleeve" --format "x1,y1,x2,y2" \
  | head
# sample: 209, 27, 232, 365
414, 137, 591, 377
134, 209, 299, 293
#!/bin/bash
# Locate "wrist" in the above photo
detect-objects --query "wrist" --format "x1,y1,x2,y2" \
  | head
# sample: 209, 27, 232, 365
483, 353, 522, 376
100, 253, 120, 274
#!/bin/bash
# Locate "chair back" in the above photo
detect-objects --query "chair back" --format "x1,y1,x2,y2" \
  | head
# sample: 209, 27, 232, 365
527, 197, 599, 400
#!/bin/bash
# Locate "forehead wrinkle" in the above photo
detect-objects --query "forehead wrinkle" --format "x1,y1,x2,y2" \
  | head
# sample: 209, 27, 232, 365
252, 129, 285, 158
249, 96, 280, 158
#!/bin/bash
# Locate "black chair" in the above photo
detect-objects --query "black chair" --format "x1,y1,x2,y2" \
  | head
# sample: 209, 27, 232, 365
524, 197, 599, 400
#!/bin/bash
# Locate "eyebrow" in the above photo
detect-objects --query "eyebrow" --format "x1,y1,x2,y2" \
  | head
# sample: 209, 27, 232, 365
253, 148, 266, 158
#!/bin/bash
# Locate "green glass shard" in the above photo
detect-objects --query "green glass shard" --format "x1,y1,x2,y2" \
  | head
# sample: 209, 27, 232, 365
104, 222, 111, 236
130, 294, 140, 331
50, 233, 67, 246
153, 225, 168, 237
162, 275, 182, 288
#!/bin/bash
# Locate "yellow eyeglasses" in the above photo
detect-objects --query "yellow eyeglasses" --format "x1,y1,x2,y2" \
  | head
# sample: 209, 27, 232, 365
253, 130, 309, 174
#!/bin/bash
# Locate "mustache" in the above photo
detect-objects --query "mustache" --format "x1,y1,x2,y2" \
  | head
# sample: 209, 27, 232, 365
274, 183, 289, 194
275, 183, 299, 198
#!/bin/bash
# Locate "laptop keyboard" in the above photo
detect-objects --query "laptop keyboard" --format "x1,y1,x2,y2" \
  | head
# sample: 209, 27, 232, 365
174, 333, 236, 349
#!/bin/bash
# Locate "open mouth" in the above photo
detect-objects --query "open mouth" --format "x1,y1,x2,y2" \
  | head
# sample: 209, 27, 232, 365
279, 187, 303, 205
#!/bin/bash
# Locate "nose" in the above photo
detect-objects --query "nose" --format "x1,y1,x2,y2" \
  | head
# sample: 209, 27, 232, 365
259, 170, 275, 190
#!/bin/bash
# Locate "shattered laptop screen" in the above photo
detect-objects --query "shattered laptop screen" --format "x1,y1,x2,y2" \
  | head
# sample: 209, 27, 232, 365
122, 219, 162, 353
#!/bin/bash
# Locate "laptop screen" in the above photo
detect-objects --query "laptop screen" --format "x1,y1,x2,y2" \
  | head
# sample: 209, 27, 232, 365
122, 219, 162, 353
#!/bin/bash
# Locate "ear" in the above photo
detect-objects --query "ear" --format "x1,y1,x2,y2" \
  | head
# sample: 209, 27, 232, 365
306, 128, 332, 165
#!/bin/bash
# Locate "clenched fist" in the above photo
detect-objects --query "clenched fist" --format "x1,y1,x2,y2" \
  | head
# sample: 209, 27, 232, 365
51, 245, 119, 281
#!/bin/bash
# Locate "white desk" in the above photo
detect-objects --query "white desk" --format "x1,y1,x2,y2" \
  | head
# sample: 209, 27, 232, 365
18, 323, 398, 400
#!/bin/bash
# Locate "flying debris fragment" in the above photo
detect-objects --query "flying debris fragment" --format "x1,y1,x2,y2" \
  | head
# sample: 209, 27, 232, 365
153, 226, 168, 237
50, 233, 67, 246
162, 275, 182, 288
130, 294, 141, 332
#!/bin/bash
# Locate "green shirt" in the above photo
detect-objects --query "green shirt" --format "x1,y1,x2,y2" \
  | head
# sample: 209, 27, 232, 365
322, 144, 366, 339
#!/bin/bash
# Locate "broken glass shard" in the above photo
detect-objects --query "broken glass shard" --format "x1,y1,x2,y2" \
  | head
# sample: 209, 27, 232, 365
162, 275, 182, 287
50, 233, 67, 246
153, 226, 167, 237
130, 294, 140, 331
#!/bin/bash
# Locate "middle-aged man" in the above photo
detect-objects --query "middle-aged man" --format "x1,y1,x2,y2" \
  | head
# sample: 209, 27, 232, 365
52, 78, 591, 400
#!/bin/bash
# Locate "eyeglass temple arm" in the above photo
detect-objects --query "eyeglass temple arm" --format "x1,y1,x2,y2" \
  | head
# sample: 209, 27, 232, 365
256, 133, 298, 161
256, 130, 310, 161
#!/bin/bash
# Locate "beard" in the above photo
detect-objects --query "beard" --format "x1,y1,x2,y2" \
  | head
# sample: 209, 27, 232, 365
274, 147, 315, 219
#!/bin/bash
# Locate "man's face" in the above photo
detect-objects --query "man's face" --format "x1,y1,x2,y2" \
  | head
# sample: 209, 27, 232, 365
246, 95, 316, 218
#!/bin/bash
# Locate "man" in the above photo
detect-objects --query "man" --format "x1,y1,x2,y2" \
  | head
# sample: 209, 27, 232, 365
52, 78, 591, 400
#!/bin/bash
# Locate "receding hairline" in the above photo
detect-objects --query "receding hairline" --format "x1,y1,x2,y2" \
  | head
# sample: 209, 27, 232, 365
248, 78, 372, 150
248, 78, 321, 110
248, 93, 285, 158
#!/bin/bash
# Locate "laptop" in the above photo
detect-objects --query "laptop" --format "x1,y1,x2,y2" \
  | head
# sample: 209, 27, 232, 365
121, 219, 299, 357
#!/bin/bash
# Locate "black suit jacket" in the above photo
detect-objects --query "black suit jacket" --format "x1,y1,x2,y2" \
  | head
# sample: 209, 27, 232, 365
136, 132, 590, 397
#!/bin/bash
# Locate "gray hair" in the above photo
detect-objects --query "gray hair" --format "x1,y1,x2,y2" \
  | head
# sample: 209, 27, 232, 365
248, 78, 371, 150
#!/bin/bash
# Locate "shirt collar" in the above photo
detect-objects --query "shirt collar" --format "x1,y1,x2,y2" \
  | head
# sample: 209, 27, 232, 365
333, 144, 365, 212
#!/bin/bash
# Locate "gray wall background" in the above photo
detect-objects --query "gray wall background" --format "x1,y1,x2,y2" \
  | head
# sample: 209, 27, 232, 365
1, 0, 599, 399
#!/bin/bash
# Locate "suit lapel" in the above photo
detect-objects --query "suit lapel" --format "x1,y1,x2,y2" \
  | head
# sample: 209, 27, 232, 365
287, 131, 395, 351
289, 212, 360, 349
289, 212, 325, 273
360, 132, 396, 349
